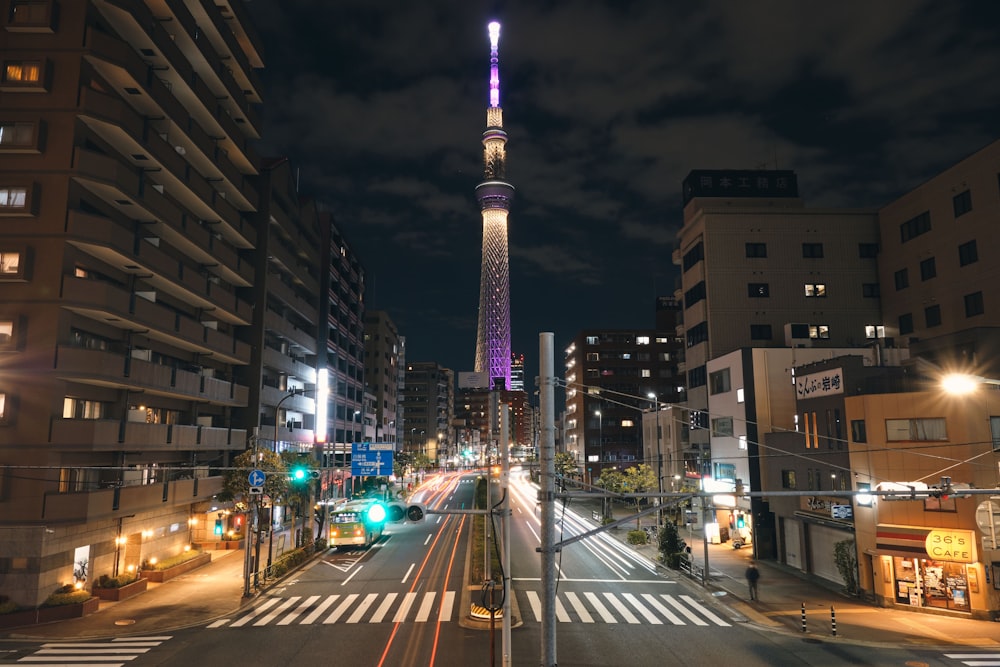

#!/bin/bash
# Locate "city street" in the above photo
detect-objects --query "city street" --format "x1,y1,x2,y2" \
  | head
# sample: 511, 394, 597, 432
3, 469, 999, 666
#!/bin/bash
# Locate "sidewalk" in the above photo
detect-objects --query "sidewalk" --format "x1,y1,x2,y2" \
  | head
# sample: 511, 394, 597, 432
582, 496, 1000, 649
1, 549, 251, 640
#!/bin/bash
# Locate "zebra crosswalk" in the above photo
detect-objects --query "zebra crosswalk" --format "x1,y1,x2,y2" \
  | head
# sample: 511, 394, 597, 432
207, 590, 729, 628
0, 636, 172, 666
943, 653, 1000, 666
521, 590, 730, 626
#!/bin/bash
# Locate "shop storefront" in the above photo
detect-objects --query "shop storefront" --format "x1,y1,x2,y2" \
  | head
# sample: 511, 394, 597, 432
875, 524, 978, 615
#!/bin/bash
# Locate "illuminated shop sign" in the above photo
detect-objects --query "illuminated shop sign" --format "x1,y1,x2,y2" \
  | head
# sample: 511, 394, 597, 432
924, 529, 976, 563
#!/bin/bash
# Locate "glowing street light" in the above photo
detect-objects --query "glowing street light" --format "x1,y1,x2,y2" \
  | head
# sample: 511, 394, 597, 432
941, 373, 1000, 395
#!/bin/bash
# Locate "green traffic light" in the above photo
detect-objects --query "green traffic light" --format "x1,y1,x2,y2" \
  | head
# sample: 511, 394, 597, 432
292, 466, 307, 481
367, 503, 387, 523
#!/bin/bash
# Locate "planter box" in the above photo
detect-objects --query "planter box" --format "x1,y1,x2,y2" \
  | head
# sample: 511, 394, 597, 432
93, 578, 148, 601
194, 539, 243, 550
141, 552, 211, 583
0, 597, 99, 629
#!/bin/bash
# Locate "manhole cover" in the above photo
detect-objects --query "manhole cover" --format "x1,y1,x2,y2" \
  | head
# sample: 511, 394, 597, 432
114, 619, 136, 626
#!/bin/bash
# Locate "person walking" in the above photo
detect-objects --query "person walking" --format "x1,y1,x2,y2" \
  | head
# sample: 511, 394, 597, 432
745, 561, 760, 601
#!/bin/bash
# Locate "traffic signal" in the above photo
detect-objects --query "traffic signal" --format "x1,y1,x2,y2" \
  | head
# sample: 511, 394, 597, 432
383, 501, 426, 523
366, 503, 387, 524
855, 482, 873, 507
214, 519, 223, 536
290, 464, 308, 482
736, 513, 745, 529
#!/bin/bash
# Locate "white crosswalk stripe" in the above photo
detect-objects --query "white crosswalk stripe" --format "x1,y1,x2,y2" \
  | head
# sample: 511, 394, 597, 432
943, 653, 1000, 666
1, 636, 172, 666
209, 591, 455, 628
524, 590, 730, 627
207, 589, 731, 628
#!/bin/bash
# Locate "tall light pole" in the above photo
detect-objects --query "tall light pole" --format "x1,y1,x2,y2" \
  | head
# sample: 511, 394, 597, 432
595, 409, 605, 519
647, 392, 663, 526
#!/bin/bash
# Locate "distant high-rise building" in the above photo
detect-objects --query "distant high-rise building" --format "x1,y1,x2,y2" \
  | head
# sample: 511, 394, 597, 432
364, 310, 402, 445
510, 352, 525, 391
563, 305, 685, 485
402, 362, 454, 463
474, 21, 514, 390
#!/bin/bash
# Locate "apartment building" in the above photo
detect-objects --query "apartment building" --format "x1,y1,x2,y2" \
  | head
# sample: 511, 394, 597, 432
401, 362, 454, 464
363, 310, 402, 446
563, 298, 685, 485
876, 138, 1000, 378
0, 0, 264, 606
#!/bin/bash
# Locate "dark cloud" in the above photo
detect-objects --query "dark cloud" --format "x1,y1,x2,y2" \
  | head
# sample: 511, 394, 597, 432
245, 0, 1000, 378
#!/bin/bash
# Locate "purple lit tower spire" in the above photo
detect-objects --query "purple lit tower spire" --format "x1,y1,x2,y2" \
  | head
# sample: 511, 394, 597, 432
474, 20, 514, 390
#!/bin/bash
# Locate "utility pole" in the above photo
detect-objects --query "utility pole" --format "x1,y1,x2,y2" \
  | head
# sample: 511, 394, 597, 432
539, 332, 557, 667
500, 403, 512, 667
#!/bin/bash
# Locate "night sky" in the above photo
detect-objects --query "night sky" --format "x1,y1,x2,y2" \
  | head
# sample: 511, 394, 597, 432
244, 1, 1000, 382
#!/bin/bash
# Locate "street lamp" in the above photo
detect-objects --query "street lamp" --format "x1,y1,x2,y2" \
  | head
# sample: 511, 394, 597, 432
647, 392, 664, 525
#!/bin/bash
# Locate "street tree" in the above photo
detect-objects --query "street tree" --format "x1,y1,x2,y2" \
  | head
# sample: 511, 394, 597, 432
623, 464, 656, 528
554, 452, 578, 487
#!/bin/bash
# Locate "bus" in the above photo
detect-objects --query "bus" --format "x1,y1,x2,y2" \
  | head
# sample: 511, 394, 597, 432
328, 499, 385, 550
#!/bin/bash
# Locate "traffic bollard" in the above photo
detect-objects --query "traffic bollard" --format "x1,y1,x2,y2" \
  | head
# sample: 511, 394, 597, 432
831, 605, 837, 636
801, 603, 807, 632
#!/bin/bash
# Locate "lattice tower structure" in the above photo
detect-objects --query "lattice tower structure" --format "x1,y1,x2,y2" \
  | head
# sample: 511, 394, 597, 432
474, 21, 515, 390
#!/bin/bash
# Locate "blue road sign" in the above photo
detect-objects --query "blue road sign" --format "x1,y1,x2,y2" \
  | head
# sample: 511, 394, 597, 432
248, 469, 266, 487
351, 442, 394, 477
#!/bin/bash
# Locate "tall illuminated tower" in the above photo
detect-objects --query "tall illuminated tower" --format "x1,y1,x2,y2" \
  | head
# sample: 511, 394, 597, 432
474, 20, 515, 390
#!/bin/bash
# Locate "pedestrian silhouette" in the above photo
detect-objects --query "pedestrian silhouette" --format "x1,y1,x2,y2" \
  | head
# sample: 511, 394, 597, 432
745, 561, 760, 601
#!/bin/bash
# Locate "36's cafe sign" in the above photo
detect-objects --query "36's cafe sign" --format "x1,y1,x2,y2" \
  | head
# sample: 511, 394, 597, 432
924, 529, 976, 563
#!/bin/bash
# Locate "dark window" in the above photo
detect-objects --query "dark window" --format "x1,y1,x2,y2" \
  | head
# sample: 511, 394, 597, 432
851, 419, 867, 443
898, 313, 914, 335
859, 243, 879, 258
924, 304, 942, 328
789, 323, 809, 339
749, 324, 772, 340
684, 281, 706, 308
900, 211, 931, 243
781, 470, 796, 489
747, 283, 769, 297
686, 322, 708, 347
682, 242, 703, 272
745, 242, 767, 258
919, 257, 936, 281
709, 368, 731, 394
802, 243, 824, 258
894, 268, 909, 291
862, 283, 880, 298
965, 291, 984, 317
958, 240, 978, 266
688, 365, 707, 388
952, 189, 972, 218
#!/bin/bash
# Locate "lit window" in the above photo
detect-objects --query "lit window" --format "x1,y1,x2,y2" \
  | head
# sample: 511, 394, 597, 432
641, 369, 651, 378
0, 251, 20, 275
2, 60, 44, 91
636, 336, 650, 345
804, 284, 826, 297
620, 419, 634, 427
0, 393, 6, 421
0, 320, 13, 345
809, 325, 830, 339
0, 187, 29, 213
865, 325, 885, 340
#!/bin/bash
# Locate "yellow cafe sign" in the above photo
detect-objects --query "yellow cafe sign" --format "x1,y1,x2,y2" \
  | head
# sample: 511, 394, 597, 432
924, 529, 976, 563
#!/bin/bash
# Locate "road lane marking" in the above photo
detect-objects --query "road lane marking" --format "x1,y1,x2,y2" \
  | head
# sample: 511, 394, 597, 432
299, 594, 338, 624
323, 593, 359, 624
278, 595, 320, 625
346, 593, 379, 623
564, 592, 594, 623
370, 592, 398, 623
